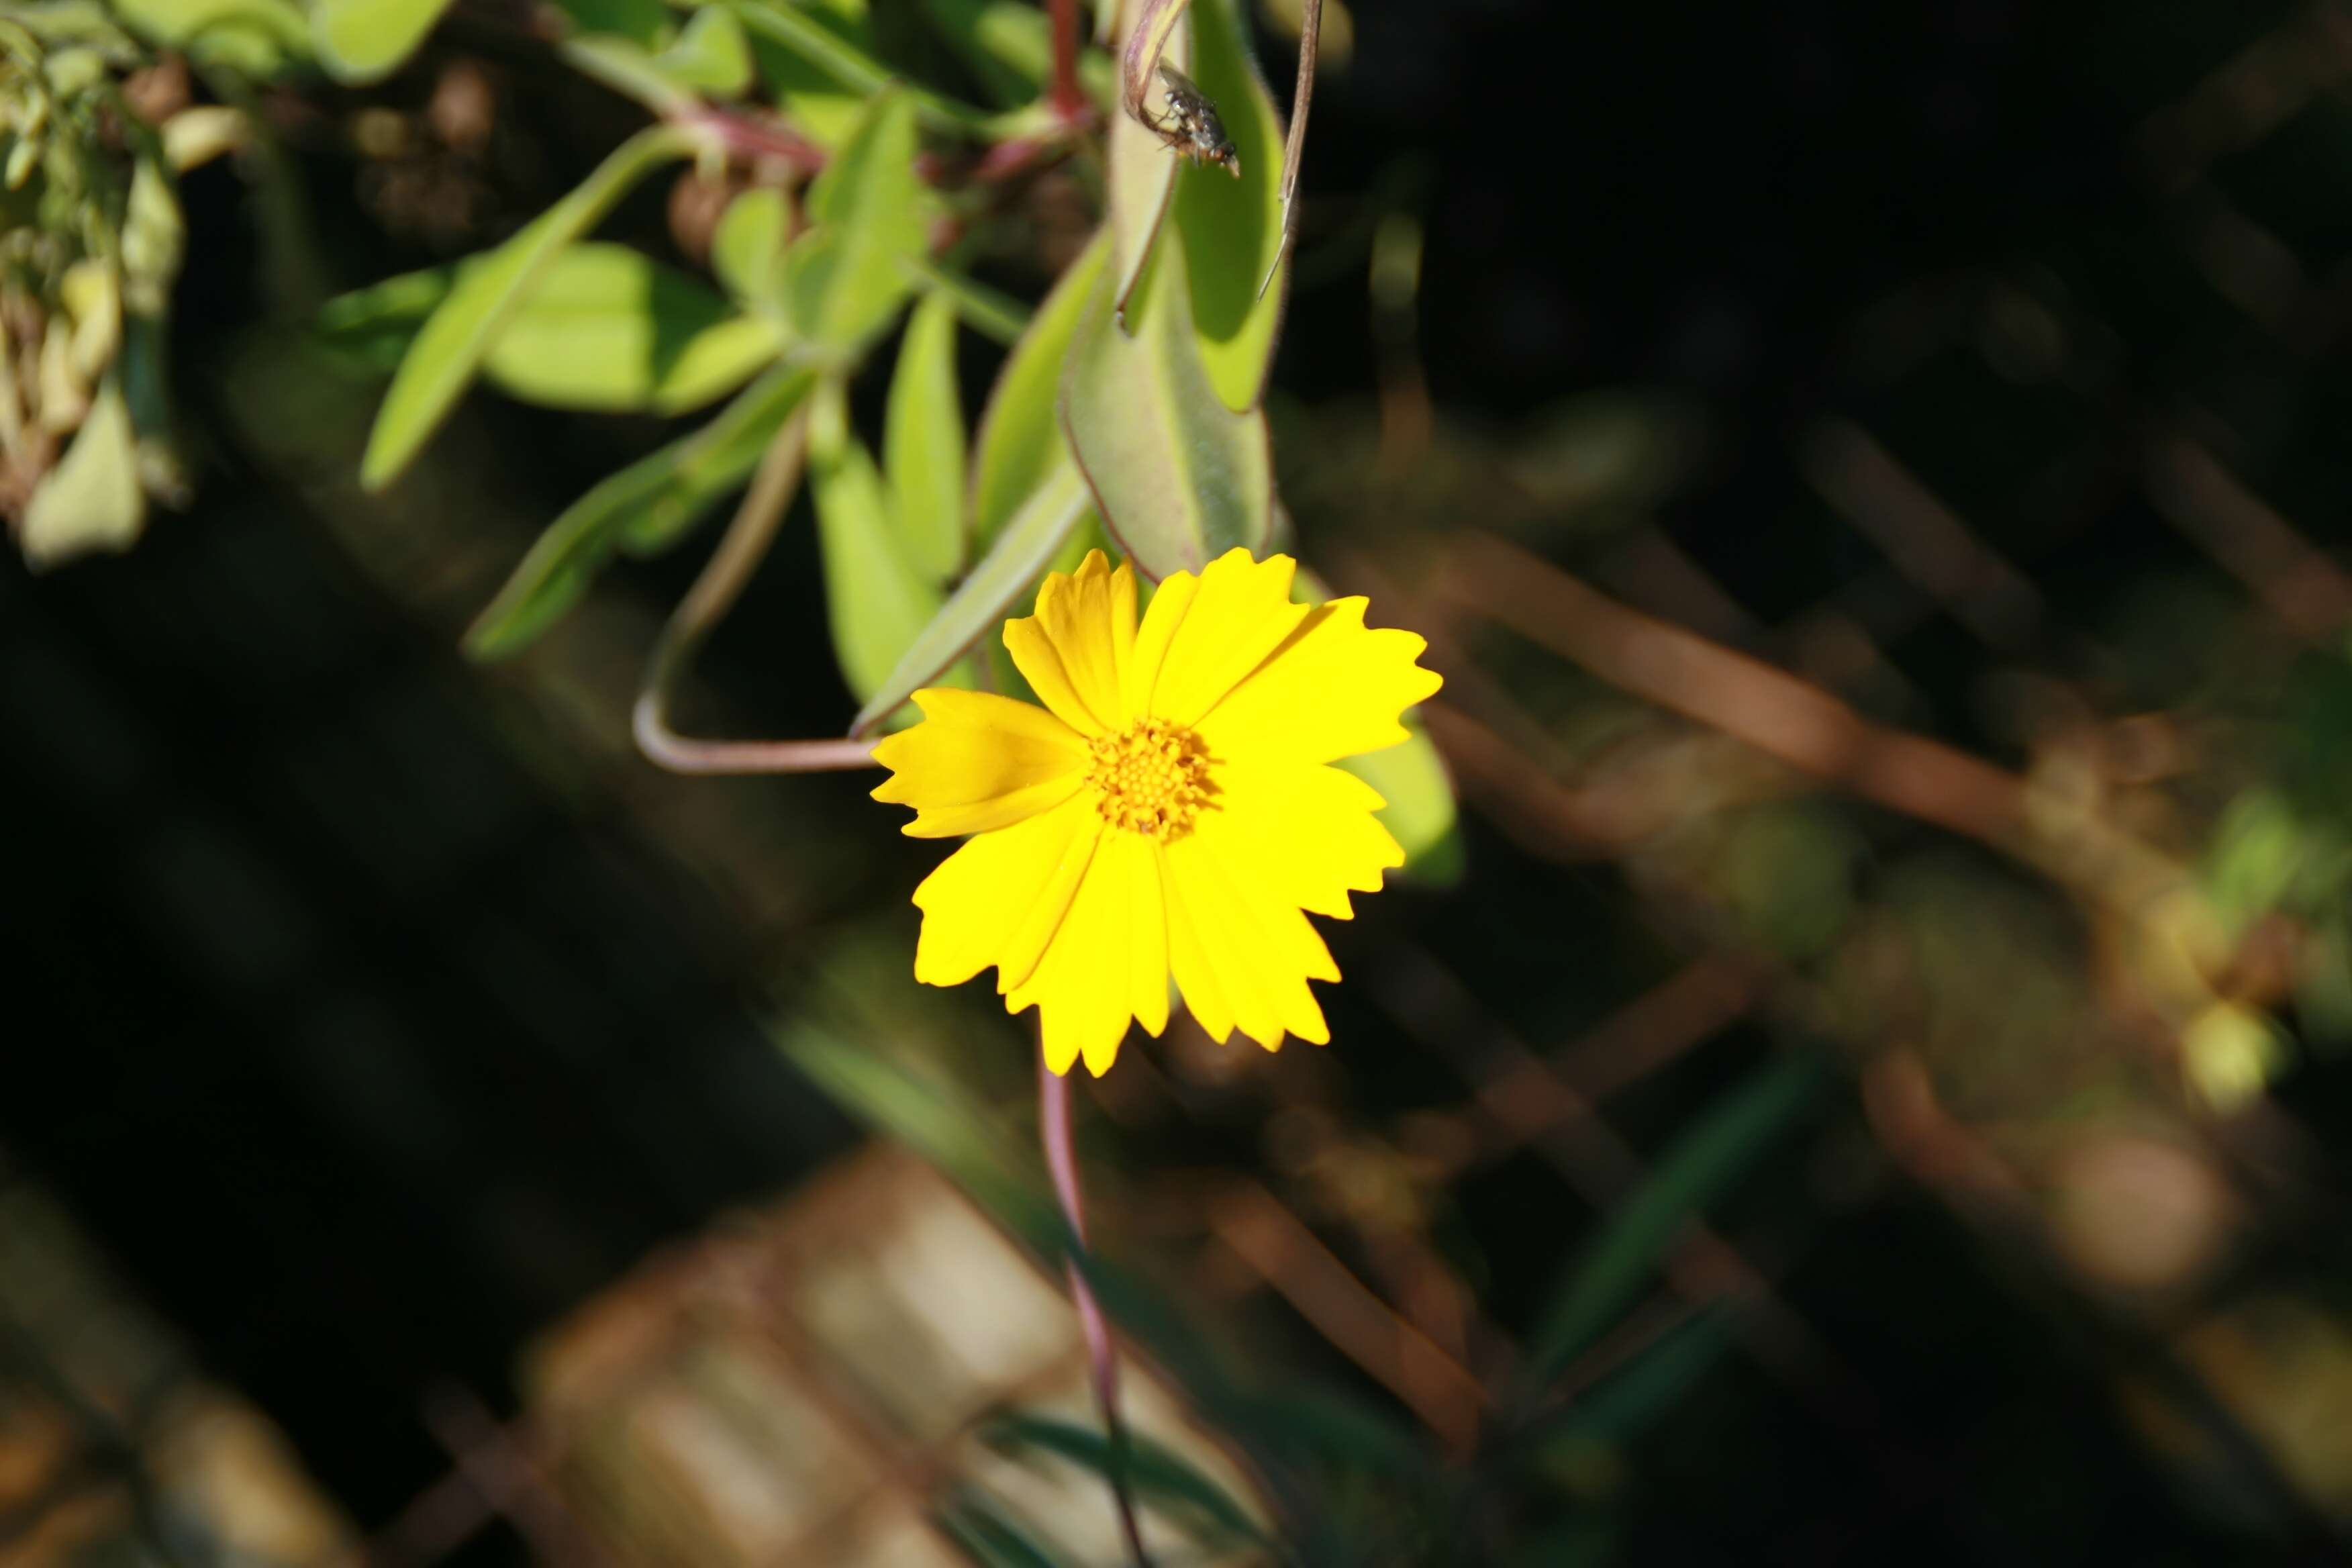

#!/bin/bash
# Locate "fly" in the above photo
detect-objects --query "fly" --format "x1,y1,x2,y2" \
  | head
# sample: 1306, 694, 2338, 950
1146, 61, 1240, 179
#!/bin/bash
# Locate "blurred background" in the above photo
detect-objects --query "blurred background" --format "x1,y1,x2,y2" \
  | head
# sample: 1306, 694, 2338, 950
12, 0, 2352, 1562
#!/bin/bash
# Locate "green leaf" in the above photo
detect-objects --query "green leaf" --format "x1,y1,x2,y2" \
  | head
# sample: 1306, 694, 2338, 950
918, 0, 1048, 103
781, 87, 928, 355
556, 34, 691, 115
1171, 0, 1287, 410
1106, 0, 1189, 320
728, 0, 990, 136
546, 0, 669, 46
311, 0, 454, 81
464, 366, 814, 658
1061, 229, 1273, 580
1336, 718, 1461, 883
20, 377, 144, 568
618, 363, 816, 554
324, 247, 783, 414
478, 243, 780, 415
1529, 1308, 1733, 1449
359, 124, 692, 491
1523, 1055, 1826, 1391
905, 256, 1031, 346
885, 290, 967, 582
934, 1489, 1073, 1568
110, 0, 307, 66
711, 187, 789, 308
981, 1412, 1272, 1549
809, 376, 948, 702
655, 5, 751, 94
850, 456, 1093, 735
970, 229, 1106, 549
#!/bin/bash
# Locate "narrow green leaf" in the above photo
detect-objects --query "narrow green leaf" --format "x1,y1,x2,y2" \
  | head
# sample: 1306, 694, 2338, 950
885, 291, 967, 582
463, 366, 813, 658
969, 229, 1106, 548
477, 243, 781, 415
1524, 1055, 1826, 1390
850, 457, 1093, 735
728, 0, 991, 135
556, 34, 691, 115
1106, 0, 1188, 320
311, 0, 454, 82
905, 256, 1031, 346
1336, 719, 1461, 882
359, 124, 692, 491
781, 88, 928, 354
809, 376, 948, 702
618, 363, 816, 554
1172, 0, 1287, 409
934, 1489, 1073, 1568
546, 0, 669, 46
20, 377, 144, 568
982, 1412, 1272, 1549
1061, 229, 1273, 580
711, 187, 789, 308
1530, 1308, 1734, 1449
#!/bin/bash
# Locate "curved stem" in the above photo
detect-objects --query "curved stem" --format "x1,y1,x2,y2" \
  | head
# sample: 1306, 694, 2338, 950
1038, 1055, 1153, 1568
632, 409, 880, 777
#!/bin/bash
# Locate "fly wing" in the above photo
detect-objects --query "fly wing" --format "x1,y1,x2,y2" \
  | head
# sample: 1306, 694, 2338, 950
1155, 60, 1208, 104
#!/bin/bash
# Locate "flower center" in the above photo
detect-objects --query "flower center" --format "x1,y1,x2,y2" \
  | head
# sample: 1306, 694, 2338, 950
1085, 719, 1211, 841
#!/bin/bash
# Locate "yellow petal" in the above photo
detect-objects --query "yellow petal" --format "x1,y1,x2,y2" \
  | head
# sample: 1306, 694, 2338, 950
1002, 550, 1136, 736
912, 794, 1097, 987
1007, 830, 1170, 1076
1132, 549, 1312, 728
1195, 596, 1442, 765
1211, 760, 1406, 918
1163, 807, 1336, 1051
873, 688, 1090, 837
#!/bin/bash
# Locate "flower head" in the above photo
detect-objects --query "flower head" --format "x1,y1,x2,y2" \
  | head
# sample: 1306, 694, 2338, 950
872, 548, 1442, 1076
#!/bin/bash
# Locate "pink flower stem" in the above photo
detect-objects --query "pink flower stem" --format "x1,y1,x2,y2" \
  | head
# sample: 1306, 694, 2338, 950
1038, 1054, 1152, 1567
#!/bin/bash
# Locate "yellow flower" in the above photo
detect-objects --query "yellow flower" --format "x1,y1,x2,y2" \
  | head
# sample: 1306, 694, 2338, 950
872, 547, 1443, 1076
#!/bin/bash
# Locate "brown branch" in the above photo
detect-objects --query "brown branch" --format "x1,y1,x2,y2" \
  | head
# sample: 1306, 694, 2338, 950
1260, 0, 1320, 297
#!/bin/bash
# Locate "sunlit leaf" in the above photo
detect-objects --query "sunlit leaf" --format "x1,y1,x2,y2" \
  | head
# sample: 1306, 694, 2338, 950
850, 458, 1093, 735
1172, 0, 1287, 409
1522, 1055, 1825, 1391
982, 1412, 1273, 1549
359, 124, 692, 491
781, 87, 928, 356
970, 229, 1107, 549
885, 290, 967, 581
728, 0, 991, 136
711, 187, 789, 309
323, 246, 783, 413
548, 0, 668, 46
112, 0, 307, 68
1336, 718, 1461, 883
1061, 232, 1273, 580
477, 244, 781, 415
656, 4, 750, 93
20, 377, 143, 568
311, 0, 454, 82
809, 376, 950, 702
463, 366, 814, 659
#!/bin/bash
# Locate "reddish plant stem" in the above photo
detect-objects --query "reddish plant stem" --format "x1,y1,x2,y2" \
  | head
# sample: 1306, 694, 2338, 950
632, 411, 881, 777
1048, 0, 1087, 121
1038, 1055, 1152, 1568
